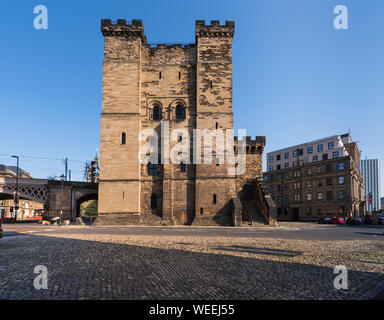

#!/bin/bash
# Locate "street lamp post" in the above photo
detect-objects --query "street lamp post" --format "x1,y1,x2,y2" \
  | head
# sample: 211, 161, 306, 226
60, 174, 65, 226
11, 155, 19, 222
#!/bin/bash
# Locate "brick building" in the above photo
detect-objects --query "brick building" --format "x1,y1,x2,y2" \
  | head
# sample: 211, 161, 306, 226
97, 19, 273, 226
0, 164, 44, 220
263, 134, 365, 221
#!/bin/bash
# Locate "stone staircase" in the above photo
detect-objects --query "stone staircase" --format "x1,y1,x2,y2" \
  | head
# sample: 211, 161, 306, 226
243, 200, 268, 226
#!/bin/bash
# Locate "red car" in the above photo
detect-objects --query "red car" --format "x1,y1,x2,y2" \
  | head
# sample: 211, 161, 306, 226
329, 217, 345, 225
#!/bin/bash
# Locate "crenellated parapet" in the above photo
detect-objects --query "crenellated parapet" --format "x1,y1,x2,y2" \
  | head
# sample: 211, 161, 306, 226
234, 136, 266, 154
101, 19, 148, 43
195, 20, 235, 38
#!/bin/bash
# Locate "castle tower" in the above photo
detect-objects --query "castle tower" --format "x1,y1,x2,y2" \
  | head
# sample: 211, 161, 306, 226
193, 21, 236, 224
97, 19, 266, 226
98, 20, 145, 223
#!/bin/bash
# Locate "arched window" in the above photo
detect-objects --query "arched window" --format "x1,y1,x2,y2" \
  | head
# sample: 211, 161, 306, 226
213, 194, 217, 204
151, 193, 157, 209
121, 132, 126, 145
180, 161, 186, 172
175, 105, 185, 120
147, 162, 158, 176
153, 104, 161, 121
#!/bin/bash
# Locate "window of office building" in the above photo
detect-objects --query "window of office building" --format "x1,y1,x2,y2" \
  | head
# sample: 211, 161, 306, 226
333, 151, 339, 159
328, 141, 334, 150
339, 191, 345, 200
313, 156, 318, 162
318, 192, 323, 200
326, 177, 333, 186
307, 192, 312, 201
269, 166, 274, 172
284, 152, 289, 159
327, 191, 333, 201
306, 180, 312, 188
338, 162, 345, 170
285, 162, 289, 169
318, 144, 323, 152
277, 154, 281, 161
322, 153, 328, 161
308, 146, 313, 154
269, 156, 273, 162
306, 168, 312, 175
338, 176, 345, 184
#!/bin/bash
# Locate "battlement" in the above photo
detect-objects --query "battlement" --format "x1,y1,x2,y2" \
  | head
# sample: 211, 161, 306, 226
234, 136, 266, 146
195, 20, 235, 38
101, 19, 147, 43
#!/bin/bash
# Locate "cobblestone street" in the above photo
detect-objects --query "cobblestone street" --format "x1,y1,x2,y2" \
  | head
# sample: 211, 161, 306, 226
0, 225, 383, 300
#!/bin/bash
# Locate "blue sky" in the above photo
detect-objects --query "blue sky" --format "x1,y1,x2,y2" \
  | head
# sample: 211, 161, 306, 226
0, 0, 383, 193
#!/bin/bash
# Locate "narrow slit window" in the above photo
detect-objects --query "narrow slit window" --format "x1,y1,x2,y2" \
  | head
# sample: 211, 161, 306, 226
121, 132, 126, 145
215, 122, 218, 129
200, 207, 204, 215
159, 71, 162, 79
213, 194, 217, 204
178, 72, 181, 80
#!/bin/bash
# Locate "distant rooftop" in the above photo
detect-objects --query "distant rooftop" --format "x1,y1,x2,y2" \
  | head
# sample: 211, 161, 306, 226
0, 164, 30, 178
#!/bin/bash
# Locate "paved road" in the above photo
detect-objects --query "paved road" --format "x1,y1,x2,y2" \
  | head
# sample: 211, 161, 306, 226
0, 223, 383, 300
3, 223, 384, 241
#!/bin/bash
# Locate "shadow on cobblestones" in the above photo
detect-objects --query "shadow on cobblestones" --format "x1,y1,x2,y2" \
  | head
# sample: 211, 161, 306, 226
213, 245, 303, 257
0, 233, 383, 300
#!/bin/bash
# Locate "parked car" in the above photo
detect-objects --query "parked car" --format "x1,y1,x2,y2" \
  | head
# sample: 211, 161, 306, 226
318, 217, 331, 224
377, 215, 384, 225
0, 218, 3, 239
329, 217, 345, 225
349, 217, 363, 225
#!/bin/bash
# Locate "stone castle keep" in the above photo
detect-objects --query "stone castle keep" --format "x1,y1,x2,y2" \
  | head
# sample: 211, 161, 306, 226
97, 19, 276, 226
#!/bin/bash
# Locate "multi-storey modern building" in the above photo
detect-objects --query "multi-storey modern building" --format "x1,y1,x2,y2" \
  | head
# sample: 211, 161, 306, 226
381, 197, 384, 212
263, 134, 365, 221
360, 159, 381, 212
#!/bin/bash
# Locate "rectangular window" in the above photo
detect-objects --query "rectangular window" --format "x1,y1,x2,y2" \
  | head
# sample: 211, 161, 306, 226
318, 192, 323, 200
284, 152, 289, 159
318, 144, 323, 152
339, 191, 345, 200
308, 146, 313, 154
317, 165, 322, 173
326, 164, 332, 173
277, 164, 281, 170
338, 176, 345, 184
322, 153, 328, 161
270, 175, 275, 181
327, 191, 333, 201
277, 154, 281, 161
313, 156, 318, 162
269, 156, 273, 162
326, 177, 332, 186
306, 180, 312, 188
264, 176, 268, 182
338, 162, 345, 170
333, 151, 339, 159
284, 162, 289, 168
269, 166, 274, 172
307, 192, 312, 201
298, 149, 304, 156
293, 150, 297, 157
306, 168, 312, 175
328, 141, 334, 150
270, 185, 275, 192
